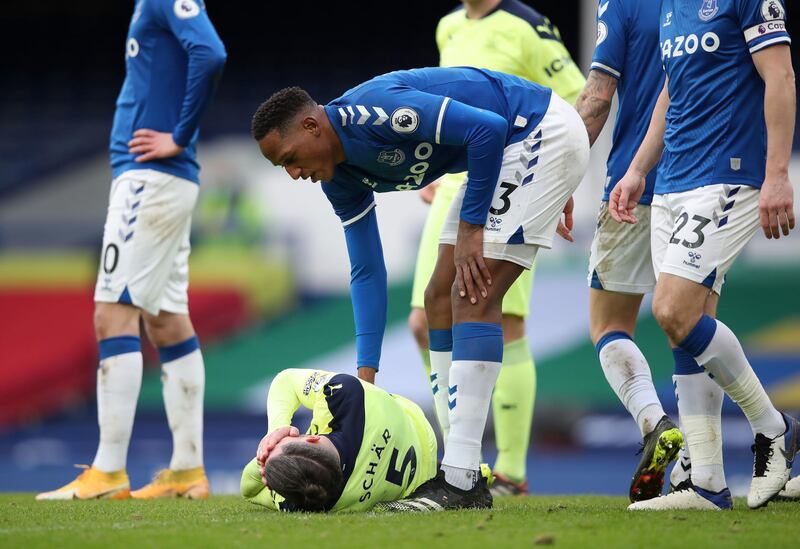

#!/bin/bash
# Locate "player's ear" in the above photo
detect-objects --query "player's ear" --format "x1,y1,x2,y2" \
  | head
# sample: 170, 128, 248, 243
305, 435, 321, 443
302, 116, 320, 136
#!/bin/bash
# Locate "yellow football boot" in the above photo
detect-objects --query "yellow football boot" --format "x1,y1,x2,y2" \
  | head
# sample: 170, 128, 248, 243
130, 467, 209, 500
36, 465, 130, 501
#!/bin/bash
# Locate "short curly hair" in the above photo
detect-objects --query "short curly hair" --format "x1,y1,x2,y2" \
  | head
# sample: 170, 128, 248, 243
251, 87, 317, 141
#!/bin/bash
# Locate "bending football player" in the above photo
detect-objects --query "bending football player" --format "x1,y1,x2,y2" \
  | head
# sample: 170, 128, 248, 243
250, 66, 589, 511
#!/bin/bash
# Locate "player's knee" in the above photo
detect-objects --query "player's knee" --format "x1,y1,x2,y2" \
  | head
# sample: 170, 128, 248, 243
94, 302, 138, 340
143, 313, 192, 348
423, 279, 449, 315
451, 283, 501, 323
408, 308, 429, 348
651, 296, 692, 343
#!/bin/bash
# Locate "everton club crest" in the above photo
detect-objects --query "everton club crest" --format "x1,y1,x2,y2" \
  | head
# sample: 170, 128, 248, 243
377, 148, 406, 166
698, 0, 718, 21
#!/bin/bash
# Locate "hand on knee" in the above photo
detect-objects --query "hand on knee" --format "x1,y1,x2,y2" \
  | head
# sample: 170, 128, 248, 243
452, 283, 502, 324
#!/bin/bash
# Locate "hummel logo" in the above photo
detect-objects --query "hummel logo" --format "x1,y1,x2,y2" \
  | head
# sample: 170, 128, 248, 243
598, 1, 609, 17
680, 459, 692, 472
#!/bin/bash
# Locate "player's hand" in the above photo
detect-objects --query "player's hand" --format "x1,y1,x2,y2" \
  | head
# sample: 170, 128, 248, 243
128, 129, 184, 163
759, 172, 795, 239
556, 196, 575, 242
256, 426, 299, 483
420, 182, 439, 205
454, 220, 491, 304
609, 170, 646, 224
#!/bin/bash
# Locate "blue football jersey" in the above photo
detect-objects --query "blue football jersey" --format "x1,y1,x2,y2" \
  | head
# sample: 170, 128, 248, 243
657, 0, 790, 194
319, 67, 553, 370
321, 67, 553, 226
591, 0, 664, 205
110, 0, 226, 183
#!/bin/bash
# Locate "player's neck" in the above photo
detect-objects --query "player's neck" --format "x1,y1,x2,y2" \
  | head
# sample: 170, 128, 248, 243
463, 0, 502, 19
319, 105, 347, 165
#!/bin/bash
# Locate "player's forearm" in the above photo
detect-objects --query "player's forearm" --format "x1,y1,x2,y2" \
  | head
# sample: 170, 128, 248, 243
628, 82, 669, 177
266, 369, 311, 431
439, 101, 508, 224
344, 209, 387, 371
762, 63, 795, 178
575, 70, 617, 147
241, 458, 280, 510
173, 44, 227, 147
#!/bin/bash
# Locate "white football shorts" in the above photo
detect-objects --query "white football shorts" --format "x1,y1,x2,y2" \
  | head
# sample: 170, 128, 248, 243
651, 183, 760, 295
94, 169, 199, 315
440, 92, 590, 269
587, 202, 655, 294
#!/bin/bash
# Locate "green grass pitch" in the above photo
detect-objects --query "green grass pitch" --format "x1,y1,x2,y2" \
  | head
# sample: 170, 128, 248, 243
1, 494, 797, 548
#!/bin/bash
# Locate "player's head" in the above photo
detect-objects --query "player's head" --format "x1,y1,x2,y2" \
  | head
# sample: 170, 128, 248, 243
263, 435, 343, 512
251, 87, 342, 183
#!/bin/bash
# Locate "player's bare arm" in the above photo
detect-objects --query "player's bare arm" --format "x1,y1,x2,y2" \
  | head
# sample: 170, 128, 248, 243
128, 129, 185, 162
576, 69, 618, 146
357, 366, 376, 384
752, 44, 796, 239
610, 79, 669, 224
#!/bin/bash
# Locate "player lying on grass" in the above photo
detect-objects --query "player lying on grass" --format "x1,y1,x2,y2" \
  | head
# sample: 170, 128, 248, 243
251, 66, 588, 511
240, 369, 438, 512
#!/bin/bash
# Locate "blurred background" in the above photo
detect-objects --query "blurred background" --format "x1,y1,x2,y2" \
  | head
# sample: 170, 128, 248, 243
1, 0, 799, 496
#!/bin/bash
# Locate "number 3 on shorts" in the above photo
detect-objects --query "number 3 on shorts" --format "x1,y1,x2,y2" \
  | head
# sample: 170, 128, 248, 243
489, 182, 518, 216
669, 212, 711, 250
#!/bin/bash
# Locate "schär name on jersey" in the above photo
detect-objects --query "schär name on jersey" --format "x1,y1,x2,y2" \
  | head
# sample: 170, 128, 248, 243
661, 32, 720, 59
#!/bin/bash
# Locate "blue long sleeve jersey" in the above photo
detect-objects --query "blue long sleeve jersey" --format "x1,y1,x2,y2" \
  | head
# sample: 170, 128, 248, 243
320, 67, 552, 369
110, 0, 227, 183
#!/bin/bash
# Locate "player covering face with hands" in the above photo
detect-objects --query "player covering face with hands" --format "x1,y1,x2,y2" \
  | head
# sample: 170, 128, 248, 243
251, 66, 588, 510
240, 369, 438, 512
